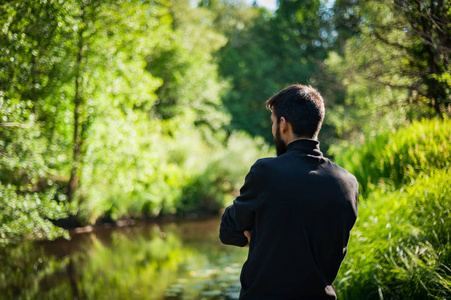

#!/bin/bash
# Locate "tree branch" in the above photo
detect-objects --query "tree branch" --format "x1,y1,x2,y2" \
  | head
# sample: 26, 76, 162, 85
372, 30, 410, 52
0, 122, 32, 128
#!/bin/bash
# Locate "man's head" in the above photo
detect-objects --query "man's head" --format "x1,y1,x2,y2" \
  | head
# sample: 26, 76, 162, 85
266, 84, 325, 156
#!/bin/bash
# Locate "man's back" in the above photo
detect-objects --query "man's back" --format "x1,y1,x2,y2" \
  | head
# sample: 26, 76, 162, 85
220, 139, 359, 299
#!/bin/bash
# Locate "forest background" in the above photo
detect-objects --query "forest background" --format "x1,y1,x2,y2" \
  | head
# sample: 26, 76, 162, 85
0, 0, 450, 298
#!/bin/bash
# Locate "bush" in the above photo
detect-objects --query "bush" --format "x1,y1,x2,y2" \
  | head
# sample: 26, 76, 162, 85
0, 183, 70, 246
329, 118, 451, 195
79, 110, 271, 222
336, 168, 451, 299
332, 117, 451, 299
178, 132, 271, 214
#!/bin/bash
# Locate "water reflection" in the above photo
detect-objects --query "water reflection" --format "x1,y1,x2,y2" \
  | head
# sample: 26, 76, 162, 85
0, 218, 247, 300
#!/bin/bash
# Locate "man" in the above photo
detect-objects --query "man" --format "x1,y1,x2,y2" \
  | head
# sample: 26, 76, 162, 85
219, 84, 359, 300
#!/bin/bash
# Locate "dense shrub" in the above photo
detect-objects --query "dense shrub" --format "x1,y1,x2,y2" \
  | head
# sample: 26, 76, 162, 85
81, 122, 271, 221
332, 118, 451, 299
335, 169, 451, 299
178, 133, 270, 214
0, 103, 71, 244
329, 118, 451, 195
0, 183, 70, 245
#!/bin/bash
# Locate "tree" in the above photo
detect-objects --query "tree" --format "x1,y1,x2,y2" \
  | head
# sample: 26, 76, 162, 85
0, 0, 75, 186
328, 0, 451, 135
0, 0, 172, 224
208, 0, 336, 142
148, 0, 229, 137
332, 0, 361, 54
0, 0, 75, 242
390, 0, 451, 115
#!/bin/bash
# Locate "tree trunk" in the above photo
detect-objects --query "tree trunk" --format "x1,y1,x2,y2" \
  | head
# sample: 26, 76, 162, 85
68, 6, 86, 203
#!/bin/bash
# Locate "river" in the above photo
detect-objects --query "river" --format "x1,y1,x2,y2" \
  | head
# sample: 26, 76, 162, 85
0, 217, 248, 299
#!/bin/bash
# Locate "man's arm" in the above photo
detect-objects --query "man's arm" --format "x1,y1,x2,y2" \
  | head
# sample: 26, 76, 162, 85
219, 162, 264, 247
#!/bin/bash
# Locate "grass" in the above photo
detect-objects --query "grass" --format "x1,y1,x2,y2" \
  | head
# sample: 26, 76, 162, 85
333, 118, 451, 299
330, 118, 451, 196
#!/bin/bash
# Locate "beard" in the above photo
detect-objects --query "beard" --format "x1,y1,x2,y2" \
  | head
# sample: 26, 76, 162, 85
274, 125, 287, 157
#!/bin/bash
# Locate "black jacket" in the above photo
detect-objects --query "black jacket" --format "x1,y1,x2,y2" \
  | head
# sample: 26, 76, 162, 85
220, 139, 359, 300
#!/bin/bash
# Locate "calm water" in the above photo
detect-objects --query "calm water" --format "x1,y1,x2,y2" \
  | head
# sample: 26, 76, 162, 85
0, 217, 248, 300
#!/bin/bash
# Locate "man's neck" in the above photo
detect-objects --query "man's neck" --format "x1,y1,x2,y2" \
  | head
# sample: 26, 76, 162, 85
286, 135, 317, 146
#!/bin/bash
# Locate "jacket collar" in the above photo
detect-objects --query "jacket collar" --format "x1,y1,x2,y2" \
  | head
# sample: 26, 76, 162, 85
286, 139, 323, 158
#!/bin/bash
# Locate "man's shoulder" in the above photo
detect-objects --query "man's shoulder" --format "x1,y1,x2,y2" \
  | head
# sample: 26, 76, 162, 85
250, 157, 278, 172
245, 157, 281, 181
324, 158, 359, 188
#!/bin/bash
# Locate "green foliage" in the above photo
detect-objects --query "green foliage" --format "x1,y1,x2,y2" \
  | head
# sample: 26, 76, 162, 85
209, 0, 335, 142
336, 168, 451, 299
0, 71, 71, 244
0, 0, 174, 239
326, 0, 451, 141
0, 183, 70, 245
331, 119, 451, 299
1, 0, 264, 234
82, 119, 270, 221
178, 133, 270, 213
325, 47, 412, 140
1, 8, 451, 300
149, 0, 228, 129
330, 118, 451, 195
67, 0, 271, 224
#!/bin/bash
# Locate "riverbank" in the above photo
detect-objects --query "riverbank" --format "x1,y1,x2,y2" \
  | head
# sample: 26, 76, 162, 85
55, 210, 225, 236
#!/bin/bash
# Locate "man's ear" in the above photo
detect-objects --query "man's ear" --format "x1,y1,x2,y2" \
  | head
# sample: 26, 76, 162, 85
279, 117, 288, 133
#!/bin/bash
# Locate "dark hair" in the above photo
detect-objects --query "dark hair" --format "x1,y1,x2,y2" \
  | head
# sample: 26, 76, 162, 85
266, 84, 325, 139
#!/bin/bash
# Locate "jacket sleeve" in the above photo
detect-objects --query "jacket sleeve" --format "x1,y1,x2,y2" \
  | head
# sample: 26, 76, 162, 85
219, 161, 264, 247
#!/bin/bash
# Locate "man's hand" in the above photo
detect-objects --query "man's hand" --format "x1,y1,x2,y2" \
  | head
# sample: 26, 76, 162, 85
244, 230, 252, 247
